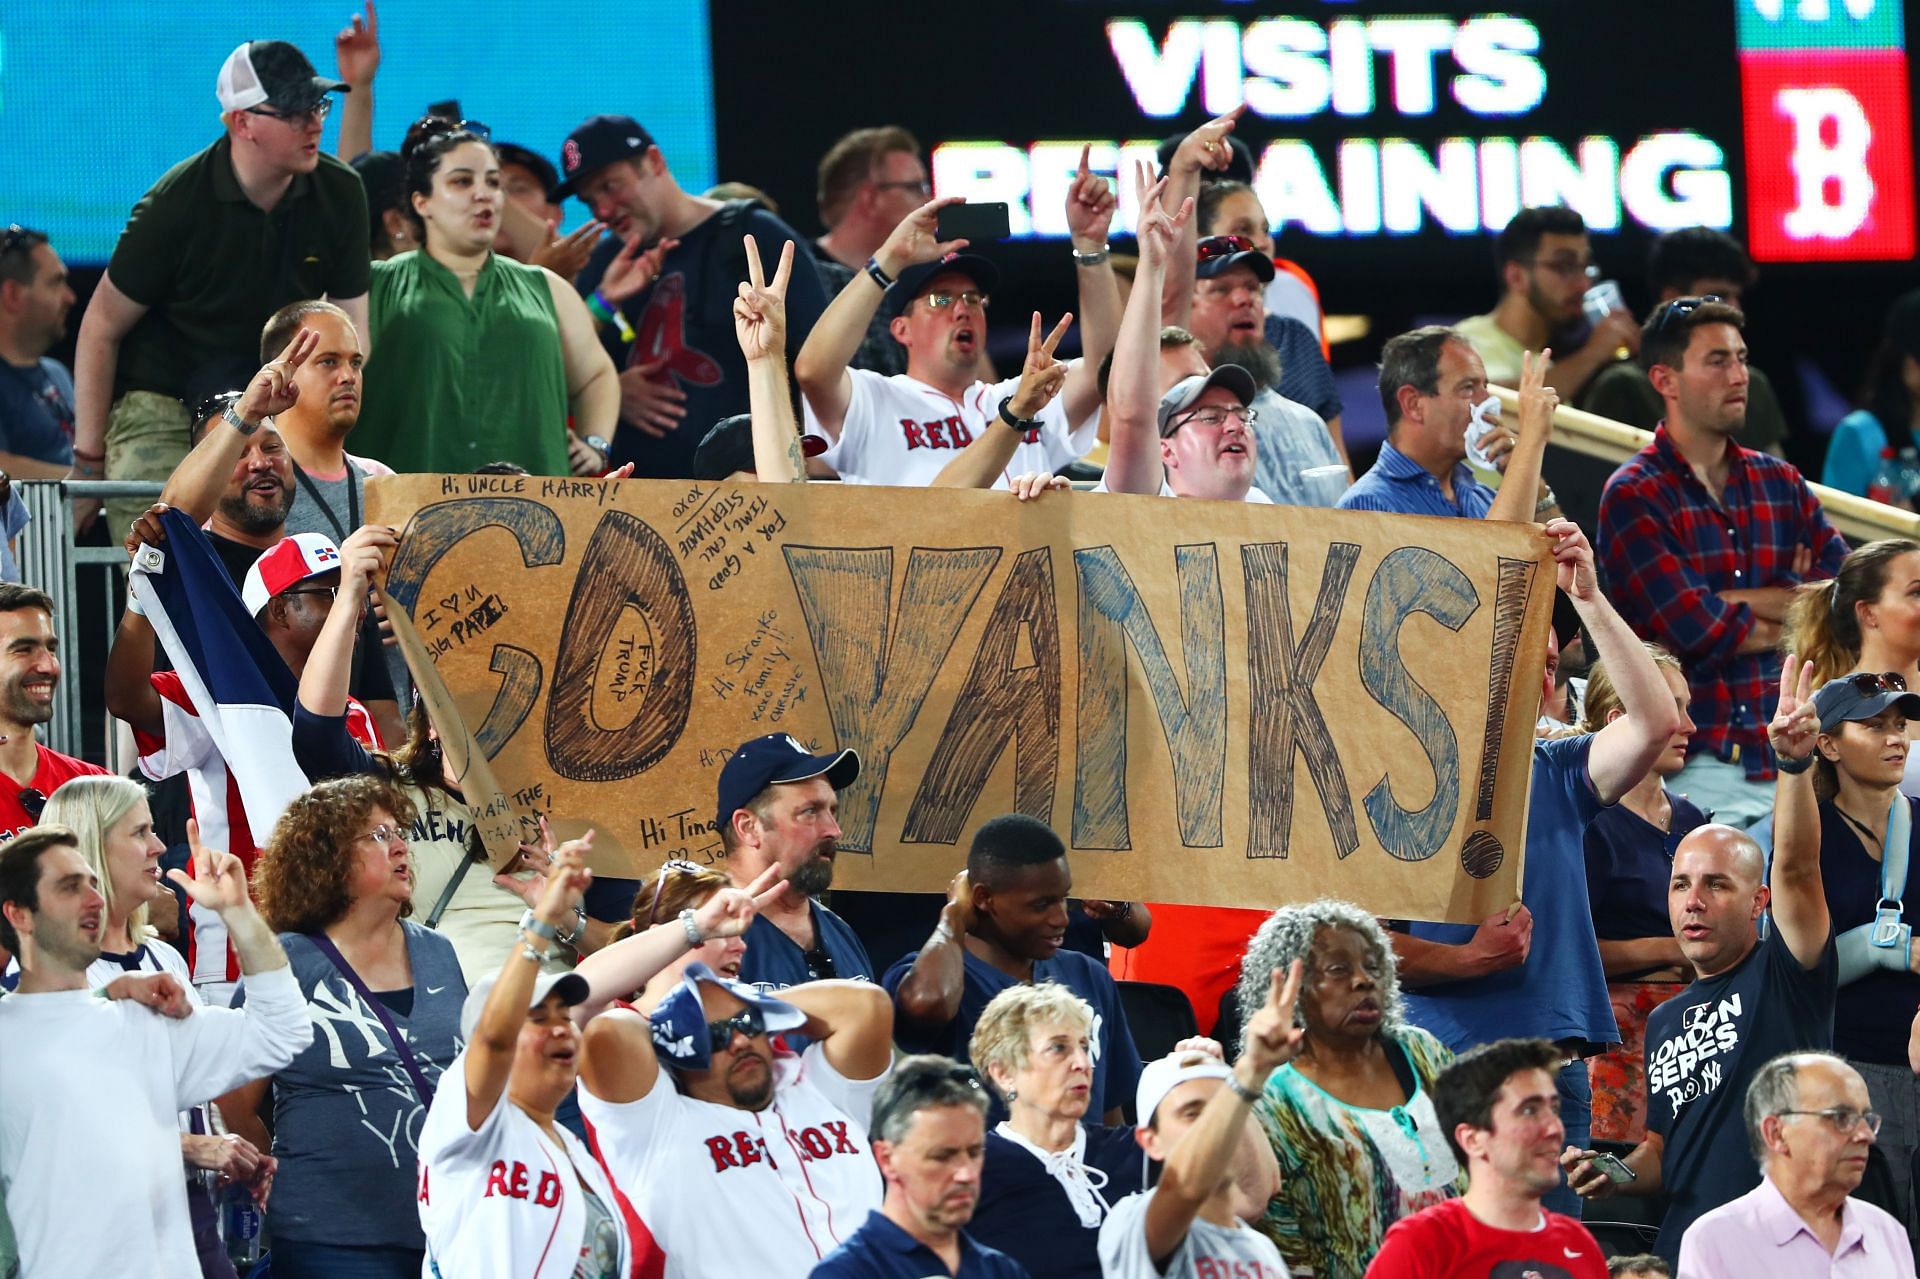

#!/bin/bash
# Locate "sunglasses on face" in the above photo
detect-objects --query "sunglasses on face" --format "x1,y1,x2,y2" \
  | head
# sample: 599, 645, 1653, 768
706, 1004, 766, 1053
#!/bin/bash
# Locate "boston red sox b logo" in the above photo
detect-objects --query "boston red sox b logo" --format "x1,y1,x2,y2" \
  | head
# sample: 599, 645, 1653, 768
627, 273, 723, 389
704, 1121, 859, 1172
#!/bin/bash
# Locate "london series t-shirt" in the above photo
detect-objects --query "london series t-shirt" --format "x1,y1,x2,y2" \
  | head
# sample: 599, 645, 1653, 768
1643, 924, 1837, 1261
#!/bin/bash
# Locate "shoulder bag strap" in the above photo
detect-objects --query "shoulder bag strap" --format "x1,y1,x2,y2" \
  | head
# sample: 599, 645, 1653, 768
304, 931, 437, 1106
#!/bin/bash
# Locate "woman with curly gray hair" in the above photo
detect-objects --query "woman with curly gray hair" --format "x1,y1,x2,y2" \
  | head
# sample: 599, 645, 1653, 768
1233, 899, 1464, 1279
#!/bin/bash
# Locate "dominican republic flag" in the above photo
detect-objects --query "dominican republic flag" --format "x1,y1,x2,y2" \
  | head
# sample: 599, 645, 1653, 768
129, 510, 312, 989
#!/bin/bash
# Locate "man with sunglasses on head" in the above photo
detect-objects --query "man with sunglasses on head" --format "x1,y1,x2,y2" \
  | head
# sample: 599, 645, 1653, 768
1597, 296, 1846, 829
794, 173, 1121, 488
576, 952, 894, 1279
73, 41, 369, 538
1677, 1051, 1912, 1276
1454, 206, 1638, 399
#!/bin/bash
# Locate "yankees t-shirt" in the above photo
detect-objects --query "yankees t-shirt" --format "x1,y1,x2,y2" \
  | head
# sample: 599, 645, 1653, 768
1363, 1199, 1605, 1278
1643, 925, 1837, 1260
578, 1031, 887, 1279
237, 922, 466, 1248
1097, 1186, 1289, 1279
809, 367, 1098, 488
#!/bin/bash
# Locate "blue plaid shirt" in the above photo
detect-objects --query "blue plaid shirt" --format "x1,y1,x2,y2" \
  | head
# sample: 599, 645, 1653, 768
1597, 425, 1847, 778
1337, 440, 1497, 518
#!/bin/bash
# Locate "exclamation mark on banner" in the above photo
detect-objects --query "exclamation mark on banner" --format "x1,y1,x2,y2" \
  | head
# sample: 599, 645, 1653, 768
1460, 557, 1534, 879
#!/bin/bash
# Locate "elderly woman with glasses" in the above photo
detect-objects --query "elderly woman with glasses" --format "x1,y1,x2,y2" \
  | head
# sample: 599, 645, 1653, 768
212, 775, 467, 1279
1233, 900, 1463, 1279
962, 981, 1145, 1279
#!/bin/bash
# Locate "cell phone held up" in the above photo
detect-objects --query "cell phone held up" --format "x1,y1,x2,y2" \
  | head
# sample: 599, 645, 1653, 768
935, 202, 1011, 246
1587, 1152, 1637, 1184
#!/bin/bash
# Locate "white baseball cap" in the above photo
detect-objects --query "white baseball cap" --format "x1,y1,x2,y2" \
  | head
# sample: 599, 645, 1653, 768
1134, 1051, 1234, 1130
241, 532, 342, 616
460, 969, 592, 1041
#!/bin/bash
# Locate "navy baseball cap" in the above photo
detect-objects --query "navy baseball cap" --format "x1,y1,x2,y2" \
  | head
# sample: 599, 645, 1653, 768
494, 142, 561, 203
885, 253, 1001, 321
1158, 366, 1256, 437
649, 962, 808, 1069
714, 734, 859, 835
1195, 236, 1276, 284
1812, 673, 1920, 733
692, 414, 830, 482
554, 114, 656, 200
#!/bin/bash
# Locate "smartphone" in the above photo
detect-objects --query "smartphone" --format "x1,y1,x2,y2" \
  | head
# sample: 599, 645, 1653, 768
936, 202, 1011, 245
1587, 1152, 1637, 1184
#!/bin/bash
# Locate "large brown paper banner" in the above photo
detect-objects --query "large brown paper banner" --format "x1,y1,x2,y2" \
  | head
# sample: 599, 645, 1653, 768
367, 473, 1555, 923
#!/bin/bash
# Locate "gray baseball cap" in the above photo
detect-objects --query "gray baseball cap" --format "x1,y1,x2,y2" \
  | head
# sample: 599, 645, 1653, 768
1157, 366, 1256, 437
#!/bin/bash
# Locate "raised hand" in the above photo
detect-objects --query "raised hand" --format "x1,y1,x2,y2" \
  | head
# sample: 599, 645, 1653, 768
1007, 311, 1073, 420
337, 524, 397, 595
166, 819, 251, 918
1542, 517, 1598, 602
1508, 347, 1559, 471
1239, 958, 1305, 1076
734, 234, 795, 363
235, 329, 318, 426
531, 220, 605, 281
876, 196, 971, 277
692, 863, 780, 941
533, 832, 594, 930
1171, 104, 1247, 178
1768, 656, 1817, 764
1064, 144, 1118, 249
123, 501, 171, 560
940, 868, 976, 936
334, 1, 380, 84
1133, 162, 1194, 268
600, 235, 679, 305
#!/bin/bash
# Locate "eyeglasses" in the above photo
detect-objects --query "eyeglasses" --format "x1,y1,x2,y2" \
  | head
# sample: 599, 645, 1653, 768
17, 788, 46, 821
1196, 234, 1255, 263
247, 98, 334, 126
643, 859, 706, 928
875, 179, 931, 196
282, 586, 338, 603
1779, 1106, 1882, 1137
922, 291, 988, 310
1649, 295, 1723, 337
1839, 671, 1908, 696
1524, 255, 1598, 280
354, 822, 405, 850
1170, 405, 1258, 434
706, 1004, 766, 1053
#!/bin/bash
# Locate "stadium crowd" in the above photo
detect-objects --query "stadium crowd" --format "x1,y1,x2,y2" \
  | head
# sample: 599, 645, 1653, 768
4, 13, 1920, 1279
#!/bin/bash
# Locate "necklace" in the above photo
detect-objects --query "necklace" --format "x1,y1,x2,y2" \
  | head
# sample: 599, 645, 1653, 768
1835, 803, 1886, 851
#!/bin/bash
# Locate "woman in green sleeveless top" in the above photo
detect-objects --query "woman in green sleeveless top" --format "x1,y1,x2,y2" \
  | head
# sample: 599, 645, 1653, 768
356, 119, 617, 476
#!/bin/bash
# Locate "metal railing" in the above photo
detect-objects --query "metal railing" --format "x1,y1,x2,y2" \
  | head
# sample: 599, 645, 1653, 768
17, 480, 162, 762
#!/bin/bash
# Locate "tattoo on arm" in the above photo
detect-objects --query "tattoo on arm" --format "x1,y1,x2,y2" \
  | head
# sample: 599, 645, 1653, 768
786, 433, 807, 484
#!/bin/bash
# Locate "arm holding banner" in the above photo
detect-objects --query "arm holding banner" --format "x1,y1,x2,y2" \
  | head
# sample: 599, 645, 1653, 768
102, 503, 171, 738
734, 235, 807, 484
1550, 517, 1685, 804
1104, 166, 1191, 496
1390, 907, 1533, 986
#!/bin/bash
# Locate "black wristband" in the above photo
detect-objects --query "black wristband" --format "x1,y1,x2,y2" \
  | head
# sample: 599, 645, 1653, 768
864, 257, 894, 290
1775, 752, 1814, 775
999, 399, 1037, 432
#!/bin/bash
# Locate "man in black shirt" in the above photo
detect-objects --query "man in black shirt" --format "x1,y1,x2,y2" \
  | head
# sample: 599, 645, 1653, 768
1563, 658, 1837, 1262
556, 114, 828, 478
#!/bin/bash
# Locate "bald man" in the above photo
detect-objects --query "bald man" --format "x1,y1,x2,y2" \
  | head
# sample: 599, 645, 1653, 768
1563, 659, 1837, 1263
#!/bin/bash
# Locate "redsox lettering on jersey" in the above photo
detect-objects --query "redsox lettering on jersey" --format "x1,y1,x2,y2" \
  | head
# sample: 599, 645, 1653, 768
703, 1119, 860, 1173
893, 414, 1041, 451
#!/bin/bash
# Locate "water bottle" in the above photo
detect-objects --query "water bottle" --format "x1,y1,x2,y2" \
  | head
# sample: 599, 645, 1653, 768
1868, 447, 1898, 506
221, 1183, 264, 1267
1898, 447, 1920, 504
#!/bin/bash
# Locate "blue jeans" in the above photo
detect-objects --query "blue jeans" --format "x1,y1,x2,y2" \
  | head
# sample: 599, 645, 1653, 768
1544, 1057, 1593, 1219
268, 1243, 421, 1279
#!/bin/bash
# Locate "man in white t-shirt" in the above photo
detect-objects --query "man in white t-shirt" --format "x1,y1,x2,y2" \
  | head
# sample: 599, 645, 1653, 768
795, 172, 1121, 488
578, 961, 895, 1279
1097, 960, 1302, 1279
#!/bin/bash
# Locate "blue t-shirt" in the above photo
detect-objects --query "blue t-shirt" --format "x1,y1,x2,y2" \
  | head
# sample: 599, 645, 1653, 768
1262, 314, 1343, 424
1402, 734, 1618, 1052
1585, 790, 1711, 952
1819, 795, 1920, 1066
968, 1125, 1144, 1279
811, 1210, 1032, 1279
883, 947, 1142, 1121
239, 922, 467, 1247
1644, 924, 1837, 1262
1337, 440, 1496, 518
0, 357, 76, 466
740, 904, 875, 992
576, 203, 828, 477
1822, 409, 1888, 499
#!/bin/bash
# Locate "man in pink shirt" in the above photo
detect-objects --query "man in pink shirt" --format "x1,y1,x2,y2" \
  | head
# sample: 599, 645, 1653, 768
1679, 1052, 1912, 1277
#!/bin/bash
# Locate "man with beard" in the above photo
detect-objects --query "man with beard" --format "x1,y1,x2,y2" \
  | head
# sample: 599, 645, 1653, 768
576, 959, 893, 1279
812, 1054, 1027, 1279
1454, 206, 1639, 398
0, 585, 105, 842
1366, 1038, 1607, 1277
886, 814, 1141, 1127
0, 825, 310, 1279
159, 324, 399, 744
0, 226, 81, 475
1180, 235, 1345, 505
715, 733, 875, 989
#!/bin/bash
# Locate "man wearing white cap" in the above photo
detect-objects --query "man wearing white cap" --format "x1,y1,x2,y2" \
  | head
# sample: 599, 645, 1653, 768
105, 519, 385, 1003
73, 38, 370, 536
577, 956, 894, 1279
1097, 960, 1303, 1279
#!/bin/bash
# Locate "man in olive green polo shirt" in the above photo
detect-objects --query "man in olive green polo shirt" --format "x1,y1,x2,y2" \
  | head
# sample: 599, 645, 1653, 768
72, 39, 370, 535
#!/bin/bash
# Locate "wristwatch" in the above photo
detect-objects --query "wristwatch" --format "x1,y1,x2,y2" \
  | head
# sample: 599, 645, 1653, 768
583, 434, 612, 457
999, 400, 1038, 433
221, 404, 262, 437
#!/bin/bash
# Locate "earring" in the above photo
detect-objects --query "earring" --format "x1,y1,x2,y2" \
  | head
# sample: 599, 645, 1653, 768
1004, 1089, 1017, 1102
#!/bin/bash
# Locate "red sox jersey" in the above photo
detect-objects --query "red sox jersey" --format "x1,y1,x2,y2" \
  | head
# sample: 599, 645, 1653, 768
417, 1052, 636, 1279
808, 367, 1098, 488
579, 1022, 888, 1279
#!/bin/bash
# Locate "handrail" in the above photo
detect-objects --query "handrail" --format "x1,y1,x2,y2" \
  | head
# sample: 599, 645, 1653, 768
1491, 386, 1920, 545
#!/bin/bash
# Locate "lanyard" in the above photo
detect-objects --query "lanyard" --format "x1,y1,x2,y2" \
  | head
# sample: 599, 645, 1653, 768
1872, 799, 1911, 948
290, 458, 360, 543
